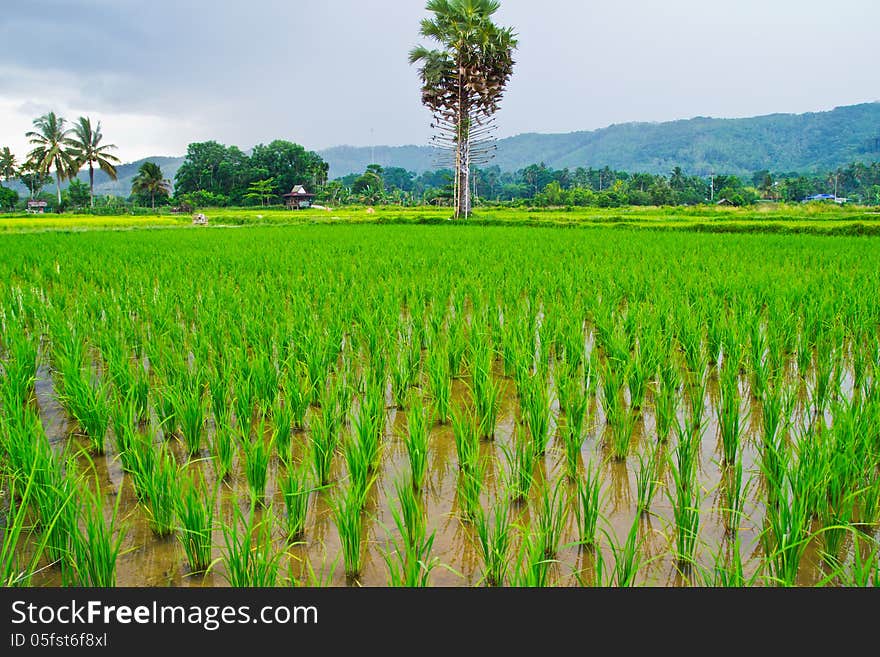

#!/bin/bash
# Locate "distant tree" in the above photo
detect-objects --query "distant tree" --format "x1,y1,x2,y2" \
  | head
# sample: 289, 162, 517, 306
25, 111, 75, 206
353, 164, 384, 194
249, 140, 327, 196
66, 179, 91, 208
0, 147, 17, 182
382, 167, 415, 192
66, 117, 121, 208
0, 185, 18, 211
410, 0, 517, 219
244, 177, 277, 206
17, 162, 51, 200
131, 162, 171, 208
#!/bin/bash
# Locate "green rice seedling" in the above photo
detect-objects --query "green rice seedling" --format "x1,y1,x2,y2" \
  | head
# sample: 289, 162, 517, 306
283, 361, 313, 430
699, 536, 758, 587
832, 535, 879, 587
761, 378, 794, 451
654, 360, 680, 444
175, 373, 206, 457
390, 476, 427, 553
717, 361, 745, 465
451, 406, 480, 472
252, 353, 279, 414
384, 479, 438, 588
128, 427, 157, 502
110, 391, 137, 460
534, 478, 568, 559
135, 443, 179, 536
279, 458, 311, 540
271, 395, 293, 462
391, 348, 412, 409
233, 369, 255, 434
473, 496, 512, 586
684, 364, 708, 434
211, 424, 235, 481
502, 423, 536, 504
471, 357, 501, 440
343, 430, 377, 511
795, 329, 812, 379
64, 373, 112, 454
721, 452, 745, 536
457, 461, 485, 524
521, 373, 552, 455
353, 380, 385, 472
309, 407, 338, 486
609, 406, 637, 462
760, 453, 812, 586
667, 424, 701, 570
240, 421, 273, 506
561, 411, 587, 482
154, 384, 177, 438
403, 392, 430, 491
331, 483, 365, 579
208, 363, 231, 426
176, 467, 216, 573
69, 483, 127, 587
575, 459, 603, 549
635, 441, 660, 515
599, 360, 623, 423
626, 351, 648, 413
426, 345, 452, 424
220, 502, 283, 587
34, 458, 80, 569
1, 460, 75, 586
509, 531, 553, 587
856, 474, 880, 530
602, 515, 644, 587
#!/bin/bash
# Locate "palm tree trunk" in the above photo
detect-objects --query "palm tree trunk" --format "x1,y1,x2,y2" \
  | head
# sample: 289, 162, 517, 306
54, 168, 61, 207
151, 190, 155, 209
89, 162, 95, 208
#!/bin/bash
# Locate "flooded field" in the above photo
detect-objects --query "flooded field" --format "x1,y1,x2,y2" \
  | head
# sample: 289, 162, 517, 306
2, 224, 879, 587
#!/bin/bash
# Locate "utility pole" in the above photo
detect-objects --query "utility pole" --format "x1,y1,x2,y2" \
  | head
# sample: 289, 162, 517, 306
371, 128, 375, 166
710, 172, 715, 202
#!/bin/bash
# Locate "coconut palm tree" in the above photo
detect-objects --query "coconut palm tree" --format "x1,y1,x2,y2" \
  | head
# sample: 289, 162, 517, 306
131, 161, 171, 209
25, 112, 75, 206
67, 117, 121, 208
0, 147, 17, 182
410, 0, 516, 219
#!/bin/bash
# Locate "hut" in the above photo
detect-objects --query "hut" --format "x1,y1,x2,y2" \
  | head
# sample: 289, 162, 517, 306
283, 185, 315, 210
26, 200, 48, 213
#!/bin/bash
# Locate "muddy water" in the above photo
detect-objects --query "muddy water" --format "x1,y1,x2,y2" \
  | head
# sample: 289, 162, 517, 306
22, 355, 867, 588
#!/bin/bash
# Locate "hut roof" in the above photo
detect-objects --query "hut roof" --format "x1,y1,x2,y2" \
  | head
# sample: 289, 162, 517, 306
283, 185, 315, 198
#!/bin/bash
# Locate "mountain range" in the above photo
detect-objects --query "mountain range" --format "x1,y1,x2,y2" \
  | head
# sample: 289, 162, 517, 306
9, 102, 879, 197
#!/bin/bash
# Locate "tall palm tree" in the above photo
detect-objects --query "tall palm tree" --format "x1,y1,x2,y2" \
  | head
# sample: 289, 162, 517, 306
67, 117, 121, 208
410, 0, 516, 219
25, 112, 75, 206
131, 161, 171, 209
0, 147, 17, 182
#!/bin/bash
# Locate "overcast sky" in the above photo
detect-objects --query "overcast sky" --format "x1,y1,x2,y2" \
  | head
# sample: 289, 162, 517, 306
1, 0, 878, 163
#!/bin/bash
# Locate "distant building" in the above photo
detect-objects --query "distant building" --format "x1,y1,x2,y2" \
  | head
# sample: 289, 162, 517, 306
26, 200, 48, 213
804, 194, 848, 204
282, 185, 315, 210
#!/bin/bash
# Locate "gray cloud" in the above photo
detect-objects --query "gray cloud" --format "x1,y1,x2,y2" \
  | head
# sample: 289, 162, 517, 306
1, 0, 878, 162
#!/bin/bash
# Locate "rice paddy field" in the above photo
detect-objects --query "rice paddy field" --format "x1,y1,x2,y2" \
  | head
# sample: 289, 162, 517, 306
1, 220, 879, 587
